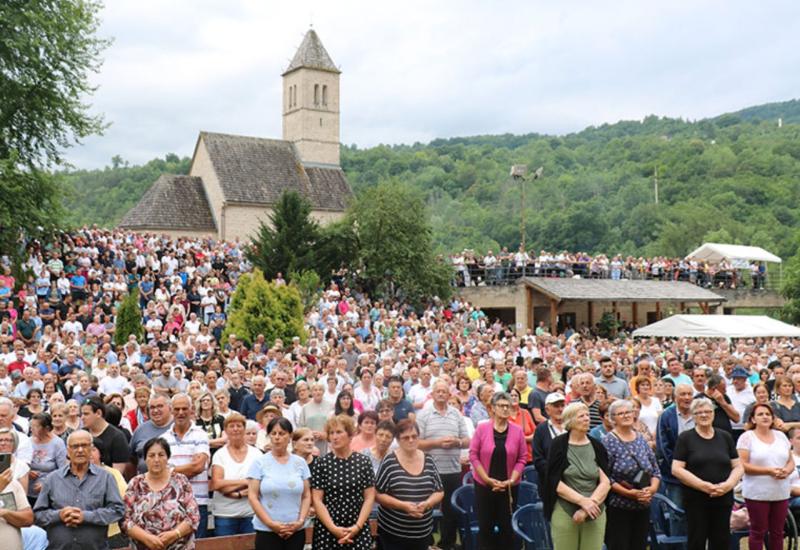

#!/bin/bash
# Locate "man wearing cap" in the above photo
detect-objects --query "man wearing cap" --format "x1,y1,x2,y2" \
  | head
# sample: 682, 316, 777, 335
726, 366, 755, 441
532, 392, 566, 481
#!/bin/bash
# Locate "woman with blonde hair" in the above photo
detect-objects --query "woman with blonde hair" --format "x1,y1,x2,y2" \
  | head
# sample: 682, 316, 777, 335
49, 403, 73, 442
311, 415, 375, 549
196, 392, 226, 453
292, 427, 318, 468
125, 387, 151, 433
65, 399, 81, 431
210, 413, 262, 536
543, 402, 611, 550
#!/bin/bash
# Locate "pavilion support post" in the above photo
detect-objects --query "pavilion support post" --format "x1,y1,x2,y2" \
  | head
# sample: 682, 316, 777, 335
632, 302, 638, 326
679, 301, 685, 314
699, 302, 709, 314
549, 299, 558, 336
526, 287, 533, 334
612, 301, 618, 337
656, 301, 661, 320
588, 301, 593, 329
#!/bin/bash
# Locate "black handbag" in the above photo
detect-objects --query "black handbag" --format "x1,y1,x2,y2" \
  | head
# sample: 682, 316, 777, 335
611, 431, 652, 490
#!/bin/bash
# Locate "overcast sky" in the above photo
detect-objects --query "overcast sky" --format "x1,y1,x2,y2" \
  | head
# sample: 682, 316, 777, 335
67, 0, 800, 169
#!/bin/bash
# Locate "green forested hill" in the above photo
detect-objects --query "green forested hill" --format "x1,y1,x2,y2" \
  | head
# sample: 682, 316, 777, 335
62, 99, 800, 258
62, 154, 191, 227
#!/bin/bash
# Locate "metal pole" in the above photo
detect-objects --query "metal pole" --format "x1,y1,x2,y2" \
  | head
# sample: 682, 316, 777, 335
654, 167, 659, 205
520, 177, 526, 250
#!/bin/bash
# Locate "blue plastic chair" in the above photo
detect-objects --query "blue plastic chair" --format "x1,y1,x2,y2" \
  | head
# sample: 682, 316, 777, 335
512, 503, 552, 550
462, 470, 475, 485
516, 480, 540, 507
649, 493, 688, 550
523, 464, 539, 486
451, 484, 479, 550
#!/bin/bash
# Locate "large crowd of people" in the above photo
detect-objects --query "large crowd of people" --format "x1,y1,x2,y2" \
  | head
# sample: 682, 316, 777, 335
0, 228, 797, 550
450, 247, 768, 289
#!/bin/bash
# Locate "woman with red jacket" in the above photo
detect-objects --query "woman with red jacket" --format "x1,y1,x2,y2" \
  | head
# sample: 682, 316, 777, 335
125, 387, 150, 432
469, 391, 528, 550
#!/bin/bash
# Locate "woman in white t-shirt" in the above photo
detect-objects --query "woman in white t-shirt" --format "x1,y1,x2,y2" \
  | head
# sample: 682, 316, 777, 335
209, 413, 263, 536
737, 403, 794, 550
633, 377, 662, 436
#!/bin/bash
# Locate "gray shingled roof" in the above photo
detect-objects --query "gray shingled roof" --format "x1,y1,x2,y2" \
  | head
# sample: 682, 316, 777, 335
521, 278, 726, 303
305, 166, 351, 210
283, 29, 340, 75
200, 132, 351, 210
118, 175, 216, 232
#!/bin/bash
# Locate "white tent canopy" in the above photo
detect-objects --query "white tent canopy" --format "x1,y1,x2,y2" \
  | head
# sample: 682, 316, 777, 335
686, 243, 782, 265
633, 315, 800, 339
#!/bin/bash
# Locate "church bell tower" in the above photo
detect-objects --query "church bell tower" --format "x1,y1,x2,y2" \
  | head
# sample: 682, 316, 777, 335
282, 29, 341, 166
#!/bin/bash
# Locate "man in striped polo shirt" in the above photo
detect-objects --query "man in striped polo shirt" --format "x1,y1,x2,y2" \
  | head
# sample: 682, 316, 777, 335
163, 393, 210, 538
417, 380, 470, 550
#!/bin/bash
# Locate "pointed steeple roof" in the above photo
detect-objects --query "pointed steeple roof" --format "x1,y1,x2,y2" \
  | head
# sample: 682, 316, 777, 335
283, 29, 340, 75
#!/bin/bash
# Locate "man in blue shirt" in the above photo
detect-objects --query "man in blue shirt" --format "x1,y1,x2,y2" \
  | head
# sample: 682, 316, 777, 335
387, 376, 415, 422
240, 375, 269, 420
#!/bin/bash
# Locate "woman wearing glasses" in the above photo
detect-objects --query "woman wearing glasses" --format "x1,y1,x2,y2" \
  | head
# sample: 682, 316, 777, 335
601, 400, 660, 550
468, 392, 527, 550
671, 397, 743, 550
375, 419, 443, 550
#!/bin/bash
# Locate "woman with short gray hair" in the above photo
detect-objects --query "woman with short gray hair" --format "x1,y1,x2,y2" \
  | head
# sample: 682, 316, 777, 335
543, 401, 611, 550
672, 395, 742, 550
469, 383, 493, 428
601, 400, 660, 550
468, 391, 527, 549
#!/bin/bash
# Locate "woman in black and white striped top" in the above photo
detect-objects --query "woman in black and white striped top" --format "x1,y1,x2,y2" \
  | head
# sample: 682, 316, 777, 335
375, 419, 444, 550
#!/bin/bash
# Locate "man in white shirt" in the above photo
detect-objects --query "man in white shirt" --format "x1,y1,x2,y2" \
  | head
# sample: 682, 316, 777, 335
98, 363, 132, 396
0, 364, 14, 394
727, 366, 755, 439
408, 366, 434, 409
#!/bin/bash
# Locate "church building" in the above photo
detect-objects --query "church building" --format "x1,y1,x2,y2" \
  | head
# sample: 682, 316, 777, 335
119, 29, 352, 241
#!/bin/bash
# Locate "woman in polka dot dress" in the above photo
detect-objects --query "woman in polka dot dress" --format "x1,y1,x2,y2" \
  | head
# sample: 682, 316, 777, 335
311, 414, 376, 549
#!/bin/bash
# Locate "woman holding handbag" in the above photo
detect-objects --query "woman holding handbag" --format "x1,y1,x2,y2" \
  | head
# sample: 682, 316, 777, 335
601, 400, 661, 550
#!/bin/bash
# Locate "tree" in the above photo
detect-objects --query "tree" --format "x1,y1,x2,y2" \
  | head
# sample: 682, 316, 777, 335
289, 270, 322, 313
349, 182, 452, 304
114, 289, 143, 347
0, 0, 109, 259
246, 191, 319, 280
781, 235, 800, 325
223, 269, 305, 347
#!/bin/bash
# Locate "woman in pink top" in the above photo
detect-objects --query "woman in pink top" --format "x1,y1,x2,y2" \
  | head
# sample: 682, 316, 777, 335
469, 391, 527, 550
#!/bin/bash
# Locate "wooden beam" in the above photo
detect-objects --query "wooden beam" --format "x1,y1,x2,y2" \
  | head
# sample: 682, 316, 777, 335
587, 301, 593, 328
526, 287, 533, 333
632, 302, 638, 326
549, 298, 558, 336
679, 301, 685, 314
612, 301, 618, 337
655, 301, 661, 320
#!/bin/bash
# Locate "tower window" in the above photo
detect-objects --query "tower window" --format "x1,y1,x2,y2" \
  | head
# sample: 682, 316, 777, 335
320, 118, 323, 127
314, 84, 319, 106
293, 85, 298, 107
322, 85, 328, 106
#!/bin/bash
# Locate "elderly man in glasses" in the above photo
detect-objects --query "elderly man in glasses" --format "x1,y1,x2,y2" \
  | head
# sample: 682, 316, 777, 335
33, 430, 124, 550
